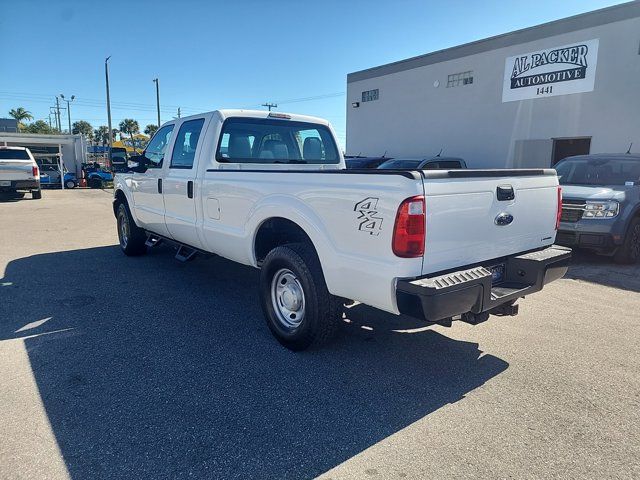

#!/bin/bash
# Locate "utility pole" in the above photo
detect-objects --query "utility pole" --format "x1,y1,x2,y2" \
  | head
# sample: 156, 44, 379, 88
262, 102, 277, 111
153, 78, 161, 127
60, 94, 75, 133
55, 97, 62, 131
105, 56, 114, 160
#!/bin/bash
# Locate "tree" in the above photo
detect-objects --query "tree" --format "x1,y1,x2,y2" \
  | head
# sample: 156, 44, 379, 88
8, 107, 34, 132
144, 124, 158, 137
72, 120, 94, 139
23, 120, 59, 135
119, 119, 139, 151
94, 126, 118, 146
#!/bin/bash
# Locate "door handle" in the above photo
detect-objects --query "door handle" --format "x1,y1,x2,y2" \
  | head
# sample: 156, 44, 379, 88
157, 178, 162, 194
187, 181, 194, 199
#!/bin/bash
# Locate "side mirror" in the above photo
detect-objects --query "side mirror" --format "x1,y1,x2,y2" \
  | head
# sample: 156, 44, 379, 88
128, 155, 149, 173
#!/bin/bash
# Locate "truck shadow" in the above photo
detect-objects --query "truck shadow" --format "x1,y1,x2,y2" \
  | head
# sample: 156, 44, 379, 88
565, 249, 640, 292
1, 245, 508, 479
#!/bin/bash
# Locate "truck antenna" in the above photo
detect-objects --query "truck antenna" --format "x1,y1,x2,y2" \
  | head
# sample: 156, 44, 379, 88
626, 142, 633, 154
382, 150, 387, 158
436, 148, 443, 157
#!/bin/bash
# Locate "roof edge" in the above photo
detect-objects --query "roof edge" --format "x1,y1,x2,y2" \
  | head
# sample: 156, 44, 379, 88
348, 1, 640, 83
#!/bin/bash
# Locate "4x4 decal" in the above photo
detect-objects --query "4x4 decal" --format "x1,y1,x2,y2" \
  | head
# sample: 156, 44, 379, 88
354, 197, 383, 236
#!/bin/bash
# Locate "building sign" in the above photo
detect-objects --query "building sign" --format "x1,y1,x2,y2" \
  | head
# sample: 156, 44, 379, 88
502, 39, 599, 102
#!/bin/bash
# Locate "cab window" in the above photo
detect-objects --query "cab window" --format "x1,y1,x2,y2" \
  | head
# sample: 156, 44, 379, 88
170, 119, 205, 169
144, 125, 174, 168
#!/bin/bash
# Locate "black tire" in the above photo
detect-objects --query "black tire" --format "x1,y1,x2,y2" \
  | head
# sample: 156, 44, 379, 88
32, 189, 42, 199
613, 217, 640, 264
90, 178, 103, 189
259, 243, 342, 351
65, 180, 76, 189
116, 201, 147, 256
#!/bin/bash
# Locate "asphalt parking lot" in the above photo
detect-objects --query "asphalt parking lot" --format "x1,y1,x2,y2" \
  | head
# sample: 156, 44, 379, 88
1, 189, 639, 480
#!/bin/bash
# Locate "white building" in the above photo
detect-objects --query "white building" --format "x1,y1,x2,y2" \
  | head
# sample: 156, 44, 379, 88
346, 1, 640, 168
0, 132, 87, 174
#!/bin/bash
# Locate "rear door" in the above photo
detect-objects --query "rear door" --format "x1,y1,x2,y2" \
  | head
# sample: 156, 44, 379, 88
162, 117, 207, 248
131, 123, 175, 236
421, 171, 559, 274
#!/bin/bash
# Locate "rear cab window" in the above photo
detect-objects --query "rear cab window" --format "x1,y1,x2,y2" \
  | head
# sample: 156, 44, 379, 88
216, 117, 339, 165
0, 149, 30, 160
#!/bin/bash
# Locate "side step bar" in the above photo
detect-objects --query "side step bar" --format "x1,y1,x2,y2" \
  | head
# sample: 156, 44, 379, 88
175, 245, 197, 262
145, 234, 163, 248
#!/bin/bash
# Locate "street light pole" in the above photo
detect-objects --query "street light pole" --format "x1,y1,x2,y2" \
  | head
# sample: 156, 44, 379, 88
262, 102, 278, 111
60, 94, 75, 133
153, 78, 161, 128
105, 56, 114, 165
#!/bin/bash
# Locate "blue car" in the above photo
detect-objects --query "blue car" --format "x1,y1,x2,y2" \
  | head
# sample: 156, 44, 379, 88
39, 165, 77, 188
83, 163, 114, 189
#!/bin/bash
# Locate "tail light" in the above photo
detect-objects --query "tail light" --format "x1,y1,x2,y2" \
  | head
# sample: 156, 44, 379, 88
392, 195, 425, 258
555, 186, 562, 230
32, 166, 39, 177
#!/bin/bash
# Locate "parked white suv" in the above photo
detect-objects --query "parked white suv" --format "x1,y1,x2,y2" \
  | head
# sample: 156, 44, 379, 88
0, 147, 41, 199
113, 110, 570, 350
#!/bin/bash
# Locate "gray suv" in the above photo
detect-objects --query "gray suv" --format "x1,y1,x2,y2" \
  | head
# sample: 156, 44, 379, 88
555, 153, 640, 263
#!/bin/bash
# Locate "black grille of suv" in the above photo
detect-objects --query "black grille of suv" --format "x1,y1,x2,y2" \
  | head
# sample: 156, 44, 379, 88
561, 200, 585, 223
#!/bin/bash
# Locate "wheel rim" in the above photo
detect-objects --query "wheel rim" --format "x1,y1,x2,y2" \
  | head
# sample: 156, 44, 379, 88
66, 181, 74, 188
118, 208, 129, 248
631, 224, 640, 259
270, 268, 306, 331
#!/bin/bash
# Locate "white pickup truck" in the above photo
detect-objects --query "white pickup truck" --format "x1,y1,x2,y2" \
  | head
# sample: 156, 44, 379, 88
0, 147, 41, 199
113, 110, 570, 350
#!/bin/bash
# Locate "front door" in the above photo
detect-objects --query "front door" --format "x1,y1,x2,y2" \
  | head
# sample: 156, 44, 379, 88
163, 117, 206, 248
131, 124, 175, 237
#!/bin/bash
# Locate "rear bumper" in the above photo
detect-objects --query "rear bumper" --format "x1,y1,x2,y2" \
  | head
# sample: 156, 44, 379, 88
0, 180, 39, 191
396, 245, 571, 322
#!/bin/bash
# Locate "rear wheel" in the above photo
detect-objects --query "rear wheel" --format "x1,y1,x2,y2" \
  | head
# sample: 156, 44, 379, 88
65, 180, 76, 189
90, 177, 103, 189
116, 202, 147, 256
259, 243, 341, 351
32, 189, 42, 199
614, 218, 640, 264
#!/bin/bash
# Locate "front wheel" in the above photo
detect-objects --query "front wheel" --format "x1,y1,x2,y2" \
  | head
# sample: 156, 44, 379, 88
613, 218, 640, 264
89, 178, 103, 189
259, 243, 341, 351
65, 180, 76, 189
116, 202, 147, 256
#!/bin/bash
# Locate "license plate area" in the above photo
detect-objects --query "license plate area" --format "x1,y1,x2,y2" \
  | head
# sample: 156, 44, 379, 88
489, 263, 506, 285
0, 180, 11, 186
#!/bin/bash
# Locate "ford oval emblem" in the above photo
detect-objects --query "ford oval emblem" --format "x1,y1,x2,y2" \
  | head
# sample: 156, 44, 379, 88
495, 212, 514, 226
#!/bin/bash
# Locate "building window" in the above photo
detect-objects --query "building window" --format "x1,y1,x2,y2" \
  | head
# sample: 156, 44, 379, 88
361, 89, 379, 102
447, 71, 474, 88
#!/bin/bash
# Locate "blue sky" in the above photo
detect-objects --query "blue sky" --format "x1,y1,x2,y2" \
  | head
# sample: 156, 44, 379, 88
0, 0, 623, 149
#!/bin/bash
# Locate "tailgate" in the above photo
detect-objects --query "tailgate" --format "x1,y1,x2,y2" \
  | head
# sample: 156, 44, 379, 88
0, 160, 35, 181
421, 169, 559, 275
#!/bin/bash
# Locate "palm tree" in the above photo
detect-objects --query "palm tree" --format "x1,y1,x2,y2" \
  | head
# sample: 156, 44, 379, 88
94, 126, 119, 146
144, 124, 158, 137
8, 107, 34, 132
119, 118, 140, 151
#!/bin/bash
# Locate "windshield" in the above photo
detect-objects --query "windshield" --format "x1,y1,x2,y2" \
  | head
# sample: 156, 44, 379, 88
0, 149, 29, 160
555, 157, 640, 186
216, 117, 339, 165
